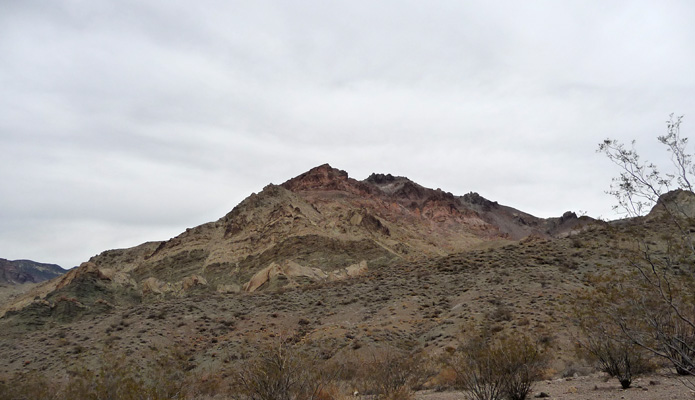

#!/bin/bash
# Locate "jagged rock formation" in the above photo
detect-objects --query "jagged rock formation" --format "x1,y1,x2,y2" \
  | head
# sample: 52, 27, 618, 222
1, 164, 594, 317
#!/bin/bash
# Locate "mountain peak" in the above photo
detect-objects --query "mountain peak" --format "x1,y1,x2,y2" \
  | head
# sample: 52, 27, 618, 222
281, 164, 373, 195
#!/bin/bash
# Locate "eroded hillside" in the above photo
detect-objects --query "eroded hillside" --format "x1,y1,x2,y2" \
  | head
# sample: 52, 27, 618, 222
1, 164, 589, 319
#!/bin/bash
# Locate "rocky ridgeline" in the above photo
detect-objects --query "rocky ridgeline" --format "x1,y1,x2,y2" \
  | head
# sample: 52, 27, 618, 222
0, 258, 66, 285
1, 164, 594, 319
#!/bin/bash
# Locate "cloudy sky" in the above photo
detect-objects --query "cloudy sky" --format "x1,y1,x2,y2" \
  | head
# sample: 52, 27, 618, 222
2, 1, 694, 268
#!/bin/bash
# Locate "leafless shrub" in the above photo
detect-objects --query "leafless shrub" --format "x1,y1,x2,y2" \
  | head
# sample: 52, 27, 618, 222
447, 333, 548, 400
573, 273, 659, 389
232, 340, 337, 400
575, 326, 653, 389
359, 349, 431, 400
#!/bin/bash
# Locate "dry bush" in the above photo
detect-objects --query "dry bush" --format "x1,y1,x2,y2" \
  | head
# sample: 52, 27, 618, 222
61, 346, 189, 400
357, 349, 432, 400
576, 331, 653, 389
447, 333, 548, 400
429, 366, 458, 390
186, 371, 231, 399
231, 341, 337, 400
0, 346, 193, 400
0, 371, 60, 400
573, 272, 668, 388
313, 384, 342, 400
597, 114, 695, 383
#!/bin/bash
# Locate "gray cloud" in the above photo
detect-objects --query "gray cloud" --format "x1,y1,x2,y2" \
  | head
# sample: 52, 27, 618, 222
2, 0, 694, 268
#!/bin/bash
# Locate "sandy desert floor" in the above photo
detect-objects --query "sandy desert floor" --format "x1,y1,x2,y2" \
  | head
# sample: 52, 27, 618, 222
416, 372, 695, 400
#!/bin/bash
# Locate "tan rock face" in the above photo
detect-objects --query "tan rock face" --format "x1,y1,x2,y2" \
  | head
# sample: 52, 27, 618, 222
243, 260, 327, 292
141, 277, 171, 295
243, 259, 369, 292
0, 261, 130, 317
648, 189, 695, 219
327, 260, 368, 281
55, 262, 108, 291
142, 274, 208, 296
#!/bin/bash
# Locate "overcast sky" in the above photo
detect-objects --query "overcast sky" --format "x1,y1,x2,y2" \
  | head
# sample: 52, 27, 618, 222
2, 1, 694, 268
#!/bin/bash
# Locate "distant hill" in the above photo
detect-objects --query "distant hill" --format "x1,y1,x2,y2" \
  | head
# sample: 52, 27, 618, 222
0, 258, 66, 285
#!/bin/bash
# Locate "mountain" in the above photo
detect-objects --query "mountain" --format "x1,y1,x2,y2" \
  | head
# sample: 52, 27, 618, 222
13, 164, 694, 389
0, 259, 65, 285
0, 164, 593, 319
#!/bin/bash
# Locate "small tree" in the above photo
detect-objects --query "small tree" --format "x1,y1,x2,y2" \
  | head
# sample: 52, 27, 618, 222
598, 114, 691, 217
597, 114, 695, 379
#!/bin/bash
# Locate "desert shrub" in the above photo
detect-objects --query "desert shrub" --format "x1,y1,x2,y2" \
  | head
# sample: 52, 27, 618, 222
0, 371, 60, 400
0, 345, 199, 400
359, 349, 431, 400
232, 341, 336, 400
663, 323, 695, 376
61, 346, 189, 400
448, 333, 548, 400
576, 332, 653, 389
572, 278, 658, 389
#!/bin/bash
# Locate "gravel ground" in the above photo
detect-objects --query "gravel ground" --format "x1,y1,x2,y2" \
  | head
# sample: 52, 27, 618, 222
416, 372, 695, 400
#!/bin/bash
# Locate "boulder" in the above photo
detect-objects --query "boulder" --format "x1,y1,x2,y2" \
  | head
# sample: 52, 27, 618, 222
141, 277, 171, 295
181, 274, 207, 290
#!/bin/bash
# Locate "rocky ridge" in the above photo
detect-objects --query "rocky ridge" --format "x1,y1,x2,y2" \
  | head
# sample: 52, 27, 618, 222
0, 164, 592, 319
0, 259, 65, 286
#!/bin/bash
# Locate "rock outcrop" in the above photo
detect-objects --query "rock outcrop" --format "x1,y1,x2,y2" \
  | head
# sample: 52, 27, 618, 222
648, 189, 695, 219
243, 259, 369, 292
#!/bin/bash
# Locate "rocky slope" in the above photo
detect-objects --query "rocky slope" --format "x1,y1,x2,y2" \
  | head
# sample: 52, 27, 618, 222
0, 164, 592, 318
0, 218, 634, 380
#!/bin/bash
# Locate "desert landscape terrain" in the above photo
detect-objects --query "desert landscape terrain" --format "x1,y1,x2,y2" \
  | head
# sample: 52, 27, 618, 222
1, 165, 694, 399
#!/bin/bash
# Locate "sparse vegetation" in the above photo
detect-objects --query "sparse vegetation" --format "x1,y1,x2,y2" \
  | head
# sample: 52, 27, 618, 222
591, 114, 695, 380
359, 349, 431, 400
0, 346, 191, 400
232, 340, 337, 400
447, 331, 548, 400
